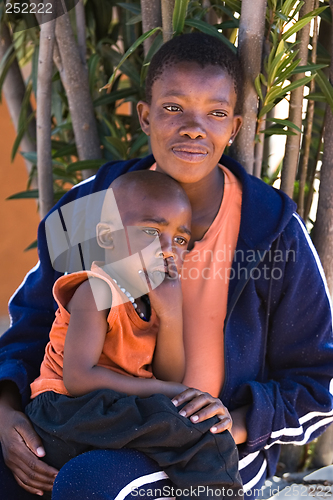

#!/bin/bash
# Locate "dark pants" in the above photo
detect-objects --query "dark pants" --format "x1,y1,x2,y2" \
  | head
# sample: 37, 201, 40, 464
25, 389, 243, 497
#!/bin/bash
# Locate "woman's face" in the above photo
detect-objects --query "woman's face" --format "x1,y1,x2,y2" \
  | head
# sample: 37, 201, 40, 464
137, 61, 242, 185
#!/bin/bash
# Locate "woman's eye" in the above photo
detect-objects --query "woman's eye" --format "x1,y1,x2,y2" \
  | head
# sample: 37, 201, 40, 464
211, 111, 227, 117
164, 105, 181, 112
143, 228, 159, 236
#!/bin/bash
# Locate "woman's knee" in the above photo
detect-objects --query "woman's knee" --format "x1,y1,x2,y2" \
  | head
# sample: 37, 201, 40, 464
52, 449, 170, 500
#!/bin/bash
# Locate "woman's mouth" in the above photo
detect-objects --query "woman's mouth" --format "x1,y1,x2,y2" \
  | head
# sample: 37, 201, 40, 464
172, 146, 208, 163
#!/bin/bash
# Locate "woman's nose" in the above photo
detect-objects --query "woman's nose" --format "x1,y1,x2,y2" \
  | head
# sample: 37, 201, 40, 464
179, 117, 206, 139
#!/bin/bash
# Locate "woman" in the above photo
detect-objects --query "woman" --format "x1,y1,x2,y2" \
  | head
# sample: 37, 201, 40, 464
1, 33, 332, 500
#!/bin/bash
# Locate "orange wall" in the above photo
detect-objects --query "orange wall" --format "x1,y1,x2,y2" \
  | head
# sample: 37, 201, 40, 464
0, 100, 40, 316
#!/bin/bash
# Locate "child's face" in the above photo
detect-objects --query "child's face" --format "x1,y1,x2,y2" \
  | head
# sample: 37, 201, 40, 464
137, 61, 242, 184
102, 193, 191, 292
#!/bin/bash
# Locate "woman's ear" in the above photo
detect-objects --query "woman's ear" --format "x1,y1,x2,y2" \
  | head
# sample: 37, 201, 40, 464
96, 223, 114, 249
137, 100, 151, 136
230, 115, 243, 143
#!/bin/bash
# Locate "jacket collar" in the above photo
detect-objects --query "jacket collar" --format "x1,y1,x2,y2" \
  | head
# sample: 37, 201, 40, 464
221, 155, 296, 252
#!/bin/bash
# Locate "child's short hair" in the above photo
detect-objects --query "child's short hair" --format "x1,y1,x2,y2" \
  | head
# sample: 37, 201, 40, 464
145, 32, 243, 113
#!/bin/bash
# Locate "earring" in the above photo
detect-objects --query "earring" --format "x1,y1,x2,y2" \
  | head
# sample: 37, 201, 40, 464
228, 139, 233, 146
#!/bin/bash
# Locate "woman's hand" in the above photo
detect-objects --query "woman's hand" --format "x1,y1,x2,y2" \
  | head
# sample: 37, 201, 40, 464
0, 402, 58, 496
171, 387, 232, 434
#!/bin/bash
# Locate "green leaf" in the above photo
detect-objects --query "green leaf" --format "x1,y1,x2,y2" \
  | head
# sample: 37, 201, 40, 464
140, 32, 164, 86
88, 53, 100, 94
52, 144, 77, 159
276, 12, 288, 22
7, 189, 39, 200
291, 63, 328, 74
52, 168, 76, 181
94, 87, 138, 107
223, 0, 241, 12
103, 27, 162, 91
21, 151, 38, 164
258, 102, 275, 119
276, 51, 298, 76
0, 50, 17, 102
52, 71, 61, 82
105, 136, 128, 159
282, 6, 328, 41
91, 0, 114, 40
281, 0, 299, 16
184, 19, 236, 53
266, 117, 302, 133
100, 135, 123, 160
24, 240, 38, 252
290, 1, 305, 21
15, 81, 33, 140
305, 92, 326, 102
51, 123, 73, 136
267, 50, 285, 88
0, 41, 15, 77
129, 132, 148, 157
215, 20, 239, 30
273, 59, 301, 86
254, 74, 263, 102
212, 4, 239, 20
66, 159, 106, 173
263, 126, 296, 136
20, 150, 65, 167
267, 75, 314, 102
11, 112, 35, 162
101, 47, 141, 87
117, 3, 141, 15
126, 14, 142, 26
316, 69, 333, 113
173, 0, 190, 36
31, 45, 39, 97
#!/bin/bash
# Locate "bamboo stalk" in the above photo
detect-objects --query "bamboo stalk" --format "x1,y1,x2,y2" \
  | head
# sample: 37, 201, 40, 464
304, 121, 324, 222
231, 0, 267, 175
75, 0, 87, 69
311, 0, 333, 297
37, 1, 57, 219
161, 0, 175, 42
140, 0, 162, 55
0, 22, 37, 186
55, 8, 102, 179
280, 0, 314, 198
298, 2, 319, 218
254, 114, 266, 178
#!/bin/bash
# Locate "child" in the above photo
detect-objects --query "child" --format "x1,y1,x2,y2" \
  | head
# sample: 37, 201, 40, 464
25, 170, 242, 497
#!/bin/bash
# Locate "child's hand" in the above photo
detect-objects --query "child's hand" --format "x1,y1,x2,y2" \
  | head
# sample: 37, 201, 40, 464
142, 256, 183, 320
171, 388, 232, 434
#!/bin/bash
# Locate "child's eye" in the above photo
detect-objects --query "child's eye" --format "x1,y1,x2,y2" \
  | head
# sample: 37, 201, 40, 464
143, 228, 159, 236
174, 236, 188, 246
164, 105, 181, 112
211, 111, 227, 117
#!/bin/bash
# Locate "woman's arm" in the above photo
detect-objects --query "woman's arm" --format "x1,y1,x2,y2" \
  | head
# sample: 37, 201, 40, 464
0, 381, 58, 496
63, 279, 187, 399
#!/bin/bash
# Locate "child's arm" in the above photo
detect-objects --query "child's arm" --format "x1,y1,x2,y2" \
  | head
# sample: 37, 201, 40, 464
146, 257, 185, 383
63, 279, 186, 399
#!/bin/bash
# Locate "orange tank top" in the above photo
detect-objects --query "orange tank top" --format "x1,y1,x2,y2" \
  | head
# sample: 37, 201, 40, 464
30, 263, 158, 398
181, 166, 242, 397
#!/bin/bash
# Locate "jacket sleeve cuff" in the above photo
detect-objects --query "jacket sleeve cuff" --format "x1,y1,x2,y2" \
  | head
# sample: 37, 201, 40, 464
233, 381, 275, 454
0, 360, 30, 407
